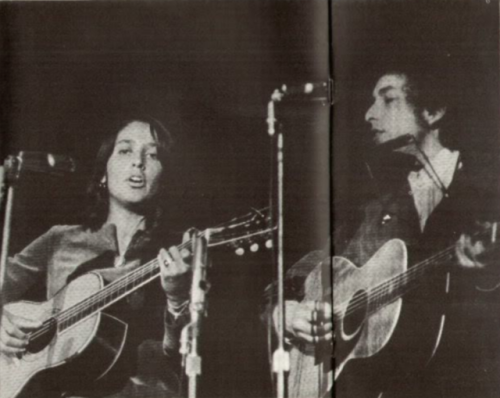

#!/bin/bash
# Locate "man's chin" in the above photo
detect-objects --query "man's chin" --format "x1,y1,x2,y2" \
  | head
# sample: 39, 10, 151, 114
372, 135, 387, 146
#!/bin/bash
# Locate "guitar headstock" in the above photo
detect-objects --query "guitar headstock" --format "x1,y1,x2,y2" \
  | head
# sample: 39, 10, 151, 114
204, 207, 276, 256
474, 220, 499, 245
491, 222, 497, 244
466, 221, 500, 269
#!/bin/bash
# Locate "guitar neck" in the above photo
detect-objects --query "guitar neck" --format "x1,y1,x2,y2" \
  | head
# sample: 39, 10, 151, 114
334, 223, 498, 323
367, 244, 455, 315
370, 221, 500, 312
48, 208, 275, 332
57, 258, 160, 331
55, 235, 200, 332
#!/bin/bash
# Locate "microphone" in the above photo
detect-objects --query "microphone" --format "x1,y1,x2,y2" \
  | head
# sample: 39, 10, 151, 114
365, 134, 417, 199
376, 134, 415, 152
4, 151, 76, 181
271, 80, 333, 104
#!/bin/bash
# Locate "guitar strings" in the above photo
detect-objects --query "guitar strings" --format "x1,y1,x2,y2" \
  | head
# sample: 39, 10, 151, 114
336, 247, 453, 318
29, 257, 161, 340
31, 240, 448, 341
52, 209, 269, 325
334, 245, 455, 320
337, 247, 454, 319
54, 221, 260, 324
358, 247, 454, 316
29, 232, 206, 341
335, 224, 497, 320
30, 210, 269, 341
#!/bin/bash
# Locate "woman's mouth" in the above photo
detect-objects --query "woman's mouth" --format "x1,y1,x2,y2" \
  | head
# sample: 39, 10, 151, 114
128, 175, 145, 188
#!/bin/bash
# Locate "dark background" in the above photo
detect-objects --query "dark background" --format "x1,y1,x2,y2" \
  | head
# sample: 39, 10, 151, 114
0, 1, 330, 397
332, 0, 500, 221
2, 0, 498, 396
330, 2, 500, 397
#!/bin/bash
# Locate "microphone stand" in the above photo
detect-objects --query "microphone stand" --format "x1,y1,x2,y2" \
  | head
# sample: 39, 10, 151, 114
180, 234, 209, 398
0, 166, 4, 210
0, 151, 76, 296
267, 90, 289, 398
267, 81, 331, 398
0, 155, 20, 296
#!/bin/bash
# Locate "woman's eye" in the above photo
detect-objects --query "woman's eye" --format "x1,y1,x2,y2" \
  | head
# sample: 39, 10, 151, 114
384, 97, 396, 105
146, 152, 158, 160
117, 148, 132, 155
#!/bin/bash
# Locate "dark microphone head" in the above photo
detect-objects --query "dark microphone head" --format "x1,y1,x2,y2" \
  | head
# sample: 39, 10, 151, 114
44, 153, 77, 174
377, 134, 415, 152
5, 151, 76, 181
19, 151, 76, 175
271, 80, 332, 105
365, 134, 417, 188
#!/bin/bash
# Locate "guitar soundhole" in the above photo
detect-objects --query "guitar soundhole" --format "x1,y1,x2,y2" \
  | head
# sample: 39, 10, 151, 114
343, 290, 368, 337
26, 318, 57, 354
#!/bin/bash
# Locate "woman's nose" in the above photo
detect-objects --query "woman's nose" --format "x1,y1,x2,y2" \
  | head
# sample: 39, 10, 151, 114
132, 153, 145, 169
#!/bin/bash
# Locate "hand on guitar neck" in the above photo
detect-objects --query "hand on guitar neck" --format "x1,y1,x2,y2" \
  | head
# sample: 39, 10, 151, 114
158, 230, 193, 307
276, 300, 332, 344
456, 221, 499, 270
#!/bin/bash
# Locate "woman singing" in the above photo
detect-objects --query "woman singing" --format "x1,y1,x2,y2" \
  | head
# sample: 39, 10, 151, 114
0, 116, 191, 398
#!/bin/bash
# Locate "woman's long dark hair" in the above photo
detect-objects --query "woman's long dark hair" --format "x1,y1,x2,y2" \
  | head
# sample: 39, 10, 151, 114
84, 115, 174, 230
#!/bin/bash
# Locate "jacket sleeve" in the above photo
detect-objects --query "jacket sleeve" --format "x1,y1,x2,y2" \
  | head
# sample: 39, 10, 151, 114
1, 227, 57, 304
163, 303, 190, 357
261, 250, 327, 332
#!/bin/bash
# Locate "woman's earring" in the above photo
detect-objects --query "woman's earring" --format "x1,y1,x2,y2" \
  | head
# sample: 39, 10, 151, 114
99, 176, 107, 190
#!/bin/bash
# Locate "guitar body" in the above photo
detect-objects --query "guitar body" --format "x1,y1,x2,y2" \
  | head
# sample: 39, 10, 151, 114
289, 239, 450, 398
334, 239, 407, 379
0, 273, 128, 398
335, 240, 450, 398
288, 256, 333, 398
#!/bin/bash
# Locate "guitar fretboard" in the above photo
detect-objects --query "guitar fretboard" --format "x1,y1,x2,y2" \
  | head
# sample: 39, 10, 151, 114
367, 247, 455, 315
57, 259, 161, 332
334, 244, 456, 321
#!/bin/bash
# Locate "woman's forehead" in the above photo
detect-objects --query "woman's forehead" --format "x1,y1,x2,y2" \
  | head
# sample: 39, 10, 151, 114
115, 121, 157, 145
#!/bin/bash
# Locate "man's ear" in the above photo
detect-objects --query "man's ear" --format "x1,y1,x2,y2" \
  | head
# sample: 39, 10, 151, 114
422, 107, 446, 127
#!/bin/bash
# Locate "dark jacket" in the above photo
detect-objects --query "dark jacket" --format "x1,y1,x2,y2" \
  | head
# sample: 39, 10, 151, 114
273, 162, 499, 398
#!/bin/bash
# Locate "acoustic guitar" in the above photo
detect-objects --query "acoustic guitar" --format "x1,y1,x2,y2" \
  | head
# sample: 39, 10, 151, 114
289, 222, 498, 398
0, 209, 275, 398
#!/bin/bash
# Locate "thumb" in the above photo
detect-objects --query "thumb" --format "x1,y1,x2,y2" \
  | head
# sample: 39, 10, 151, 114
182, 229, 193, 244
121, 259, 141, 271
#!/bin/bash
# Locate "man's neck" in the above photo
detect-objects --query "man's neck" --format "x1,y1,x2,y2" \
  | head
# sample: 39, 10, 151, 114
406, 130, 446, 164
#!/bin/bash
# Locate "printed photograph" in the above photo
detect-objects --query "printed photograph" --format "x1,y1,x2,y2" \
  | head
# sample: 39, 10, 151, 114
332, 1, 500, 397
0, 1, 329, 398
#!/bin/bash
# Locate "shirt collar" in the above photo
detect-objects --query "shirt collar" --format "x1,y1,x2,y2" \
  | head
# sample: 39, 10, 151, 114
411, 148, 460, 190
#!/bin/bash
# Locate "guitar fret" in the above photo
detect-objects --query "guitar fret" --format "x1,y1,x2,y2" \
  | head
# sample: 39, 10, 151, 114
45, 209, 269, 338
367, 245, 456, 314
57, 258, 196, 332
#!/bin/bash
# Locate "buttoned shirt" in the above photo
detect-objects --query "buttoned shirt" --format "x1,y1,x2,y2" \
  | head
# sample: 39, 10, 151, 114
408, 148, 460, 231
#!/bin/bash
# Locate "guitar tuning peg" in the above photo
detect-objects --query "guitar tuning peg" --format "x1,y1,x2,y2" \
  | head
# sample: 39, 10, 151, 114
265, 240, 273, 249
250, 243, 259, 252
235, 247, 245, 256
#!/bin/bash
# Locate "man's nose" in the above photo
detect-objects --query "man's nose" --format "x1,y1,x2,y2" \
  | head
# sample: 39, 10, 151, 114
365, 103, 377, 122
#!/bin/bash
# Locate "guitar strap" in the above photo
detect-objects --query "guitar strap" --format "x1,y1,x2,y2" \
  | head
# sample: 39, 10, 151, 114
65, 250, 116, 284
